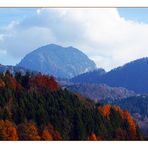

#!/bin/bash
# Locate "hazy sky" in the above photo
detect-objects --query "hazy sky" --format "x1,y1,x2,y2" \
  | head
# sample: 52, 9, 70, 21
0, 8, 148, 71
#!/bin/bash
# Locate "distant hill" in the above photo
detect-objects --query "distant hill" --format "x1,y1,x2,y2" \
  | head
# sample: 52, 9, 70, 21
71, 57, 148, 93
0, 64, 31, 75
70, 69, 105, 83
17, 44, 97, 79
65, 83, 136, 102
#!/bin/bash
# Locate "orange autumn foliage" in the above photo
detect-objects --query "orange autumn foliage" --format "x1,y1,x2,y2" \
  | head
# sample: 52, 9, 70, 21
112, 106, 124, 118
40, 123, 62, 140
8, 77, 22, 90
17, 122, 40, 140
112, 105, 137, 140
41, 128, 53, 140
87, 133, 97, 141
8, 77, 17, 90
0, 79, 5, 88
4, 75, 22, 91
98, 104, 137, 140
30, 75, 59, 91
112, 106, 137, 140
98, 104, 111, 117
123, 110, 137, 140
0, 120, 18, 140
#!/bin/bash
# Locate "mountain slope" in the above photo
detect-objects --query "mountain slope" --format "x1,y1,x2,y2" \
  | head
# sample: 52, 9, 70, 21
65, 83, 136, 102
70, 69, 105, 83
0, 72, 142, 140
71, 57, 148, 93
17, 44, 97, 79
100, 95, 148, 136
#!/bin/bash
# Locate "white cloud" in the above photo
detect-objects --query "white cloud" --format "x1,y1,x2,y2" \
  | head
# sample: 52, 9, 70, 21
1, 8, 148, 71
0, 49, 7, 55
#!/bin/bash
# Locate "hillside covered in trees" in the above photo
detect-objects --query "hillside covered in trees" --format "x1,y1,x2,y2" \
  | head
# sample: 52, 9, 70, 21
65, 83, 136, 102
0, 71, 143, 140
100, 95, 148, 137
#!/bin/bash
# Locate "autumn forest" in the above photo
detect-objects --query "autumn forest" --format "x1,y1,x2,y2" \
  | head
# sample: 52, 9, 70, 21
0, 71, 143, 140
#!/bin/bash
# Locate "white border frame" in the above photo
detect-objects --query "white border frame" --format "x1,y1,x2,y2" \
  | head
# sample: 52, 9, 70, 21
0, 0, 148, 7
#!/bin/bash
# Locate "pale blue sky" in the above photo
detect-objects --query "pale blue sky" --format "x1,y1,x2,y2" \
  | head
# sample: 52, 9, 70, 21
0, 8, 148, 70
0, 8, 37, 27
118, 8, 148, 23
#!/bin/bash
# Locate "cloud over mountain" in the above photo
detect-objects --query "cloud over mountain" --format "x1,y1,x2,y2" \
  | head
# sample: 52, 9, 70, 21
1, 8, 148, 70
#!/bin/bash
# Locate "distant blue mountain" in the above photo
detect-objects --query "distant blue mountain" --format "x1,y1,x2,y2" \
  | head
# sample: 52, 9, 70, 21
70, 68, 106, 83
17, 44, 97, 78
71, 57, 148, 93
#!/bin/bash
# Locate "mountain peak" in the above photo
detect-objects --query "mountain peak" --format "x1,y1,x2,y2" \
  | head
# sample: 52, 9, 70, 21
17, 44, 97, 78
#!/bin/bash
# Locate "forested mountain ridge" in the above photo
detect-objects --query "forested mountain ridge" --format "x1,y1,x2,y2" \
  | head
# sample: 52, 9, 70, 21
0, 64, 32, 75
0, 71, 143, 140
71, 57, 148, 93
70, 68, 106, 83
